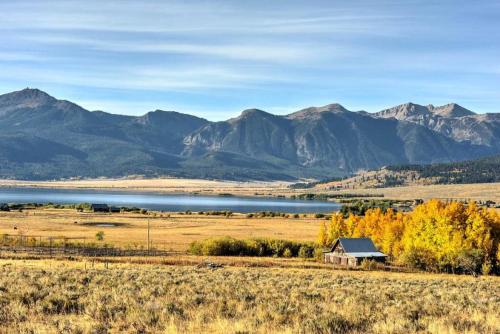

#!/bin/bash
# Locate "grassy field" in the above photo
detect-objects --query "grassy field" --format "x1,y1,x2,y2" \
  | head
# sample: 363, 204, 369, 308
314, 182, 500, 202
0, 258, 498, 333
0, 178, 290, 197
0, 208, 323, 251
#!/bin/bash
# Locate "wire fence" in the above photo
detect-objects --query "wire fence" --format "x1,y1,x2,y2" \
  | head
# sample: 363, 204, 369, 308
0, 234, 172, 257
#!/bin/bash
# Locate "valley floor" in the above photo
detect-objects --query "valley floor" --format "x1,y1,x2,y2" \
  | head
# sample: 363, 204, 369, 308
0, 258, 498, 333
0, 208, 323, 251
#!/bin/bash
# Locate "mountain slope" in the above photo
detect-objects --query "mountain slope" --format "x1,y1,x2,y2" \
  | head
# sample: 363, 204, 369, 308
0, 88, 498, 180
386, 154, 500, 184
184, 104, 494, 177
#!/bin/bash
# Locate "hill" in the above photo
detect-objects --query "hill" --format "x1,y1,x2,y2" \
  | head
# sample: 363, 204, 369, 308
385, 154, 500, 185
0, 88, 498, 180
309, 154, 500, 190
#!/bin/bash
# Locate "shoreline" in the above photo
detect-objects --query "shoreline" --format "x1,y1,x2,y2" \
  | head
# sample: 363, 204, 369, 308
0, 178, 499, 202
0, 178, 293, 197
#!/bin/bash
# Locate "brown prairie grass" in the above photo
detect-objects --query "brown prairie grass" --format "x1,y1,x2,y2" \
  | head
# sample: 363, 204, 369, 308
317, 182, 500, 202
0, 258, 498, 333
0, 209, 323, 251
0, 178, 290, 197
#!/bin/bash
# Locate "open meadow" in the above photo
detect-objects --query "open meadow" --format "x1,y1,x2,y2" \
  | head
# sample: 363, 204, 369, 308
0, 178, 290, 197
0, 258, 498, 333
0, 208, 323, 251
313, 182, 500, 202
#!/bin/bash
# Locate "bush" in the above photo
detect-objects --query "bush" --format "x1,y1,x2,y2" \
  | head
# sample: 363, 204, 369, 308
457, 249, 484, 276
188, 237, 317, 258
95, 231, 105, 241
314, 248, 324, 260
481, 261, 492, 275
298, 245, 314, 259
360, 259, 378, 270
400, 247, 436, 271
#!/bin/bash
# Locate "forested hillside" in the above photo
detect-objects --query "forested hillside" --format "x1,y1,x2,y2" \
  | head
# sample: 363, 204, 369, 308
386, 154, 500, 184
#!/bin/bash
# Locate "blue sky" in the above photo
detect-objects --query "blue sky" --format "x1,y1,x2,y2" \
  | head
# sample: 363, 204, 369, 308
0, 0, 499, 119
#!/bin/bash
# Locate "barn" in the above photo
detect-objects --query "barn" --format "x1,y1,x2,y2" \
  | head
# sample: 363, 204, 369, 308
90, 204, 110, 212
323, 237, 387, 266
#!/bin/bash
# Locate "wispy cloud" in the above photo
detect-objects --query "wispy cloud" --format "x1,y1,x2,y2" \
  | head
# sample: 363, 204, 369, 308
18, 33, 336, 63
0, 62, 295, 93
0, 0, 498, 117
0, 1, 406, 35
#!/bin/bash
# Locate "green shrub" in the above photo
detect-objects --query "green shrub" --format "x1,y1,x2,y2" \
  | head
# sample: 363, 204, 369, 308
298, 245, 314, 259
95, 231, 105, 241
188, 237, 317, 258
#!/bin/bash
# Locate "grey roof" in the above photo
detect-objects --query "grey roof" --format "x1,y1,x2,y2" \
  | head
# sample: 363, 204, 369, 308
338, 238, 378, 252
329, 238, 387, 257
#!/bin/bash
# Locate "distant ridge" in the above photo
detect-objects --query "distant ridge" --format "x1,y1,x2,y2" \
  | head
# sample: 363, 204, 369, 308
309, 154, 500, 190
0, 88, 498, 180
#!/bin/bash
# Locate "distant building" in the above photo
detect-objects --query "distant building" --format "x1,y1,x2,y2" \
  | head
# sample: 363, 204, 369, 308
110, 206, 121, 213
90, 204, 110, 212
323, 238, 387, 266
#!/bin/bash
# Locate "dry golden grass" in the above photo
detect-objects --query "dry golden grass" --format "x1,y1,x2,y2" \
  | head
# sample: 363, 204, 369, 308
0, 258, 498, 333
0, 178, 290, 197
317, 182, 500, 202
0, 208, 323, 251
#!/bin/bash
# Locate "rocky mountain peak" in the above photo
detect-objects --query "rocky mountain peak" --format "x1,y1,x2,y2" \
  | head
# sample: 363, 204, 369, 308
375, 102, 432, 120
431, 103, 476, 118
231, 109, 275, 121
0, 88, 56, 110
287, 103, 349, 119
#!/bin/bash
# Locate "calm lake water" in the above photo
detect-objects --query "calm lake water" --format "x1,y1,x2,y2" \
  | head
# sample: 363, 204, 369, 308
0, 187, 340, 213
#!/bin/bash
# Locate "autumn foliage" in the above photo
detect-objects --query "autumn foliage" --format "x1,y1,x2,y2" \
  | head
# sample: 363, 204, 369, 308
318, 200, 500, 274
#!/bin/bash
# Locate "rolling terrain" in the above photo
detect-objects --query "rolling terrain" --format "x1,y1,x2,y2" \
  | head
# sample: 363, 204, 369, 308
311, 154, 500, 190
0, 88, 498, 180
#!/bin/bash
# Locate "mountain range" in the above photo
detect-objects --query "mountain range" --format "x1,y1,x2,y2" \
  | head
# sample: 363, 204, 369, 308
0, 88, 498, 180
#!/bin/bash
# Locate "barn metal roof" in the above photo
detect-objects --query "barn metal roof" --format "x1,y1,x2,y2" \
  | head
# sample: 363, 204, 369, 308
328, 238, 387, 257
339, 238, 378, 252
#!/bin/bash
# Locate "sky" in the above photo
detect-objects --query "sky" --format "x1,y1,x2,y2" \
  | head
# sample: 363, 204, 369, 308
0, 0, 499, 120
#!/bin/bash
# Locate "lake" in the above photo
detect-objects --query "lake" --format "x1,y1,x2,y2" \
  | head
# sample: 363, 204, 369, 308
0, 187, 340, 213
